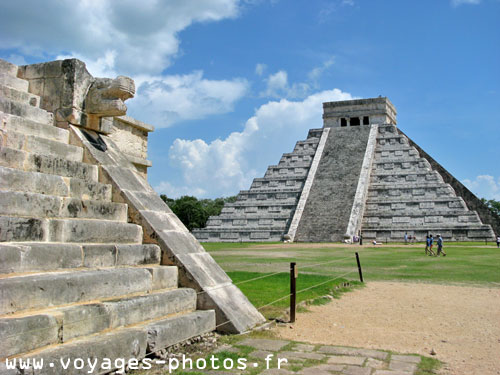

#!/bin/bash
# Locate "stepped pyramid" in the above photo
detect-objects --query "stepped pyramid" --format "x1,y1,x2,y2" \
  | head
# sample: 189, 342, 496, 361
0, 58, 263, 372
194, 98, 498, 242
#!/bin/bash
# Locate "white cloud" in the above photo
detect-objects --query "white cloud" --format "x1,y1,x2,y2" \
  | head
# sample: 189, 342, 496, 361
463, 175, 500, 200
163, 89, 353, 198
0, 0, 240, 76
155, 181, 207, 198
261, 70, 311, 99
308, 57, 335, 85
126, 71, 249, 128
451, 0, 481, 6
255, 63, 267, 76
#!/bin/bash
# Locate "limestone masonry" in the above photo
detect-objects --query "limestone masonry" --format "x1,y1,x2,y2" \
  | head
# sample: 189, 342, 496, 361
194, 97, 498, 242
0, 57, 264, 373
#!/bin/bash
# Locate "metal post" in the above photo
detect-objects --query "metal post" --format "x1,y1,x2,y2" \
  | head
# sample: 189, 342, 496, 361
355, 252, 364, 283
290, 262, 297, 323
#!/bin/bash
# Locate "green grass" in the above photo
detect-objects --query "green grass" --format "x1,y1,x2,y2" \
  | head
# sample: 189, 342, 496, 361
227, 271, 361, 318
416, 356, 442, 375
205, 242, 500, 285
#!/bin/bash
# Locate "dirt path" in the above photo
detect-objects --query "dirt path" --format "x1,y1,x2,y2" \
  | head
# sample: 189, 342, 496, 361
275, 282, 500, 375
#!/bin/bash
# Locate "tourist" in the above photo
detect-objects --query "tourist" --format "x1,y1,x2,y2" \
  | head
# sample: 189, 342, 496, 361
404, 232, 408, 244
497, 236, 500, 248
436, 234, 446, 256
425, 235, 430, 255
429, 234, 434, 254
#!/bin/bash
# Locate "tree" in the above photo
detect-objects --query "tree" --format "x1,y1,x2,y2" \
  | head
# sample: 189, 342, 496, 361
159, 194, 237, 230
481, 198, 500, 217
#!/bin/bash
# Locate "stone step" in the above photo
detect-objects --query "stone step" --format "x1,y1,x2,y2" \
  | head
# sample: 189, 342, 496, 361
0, 166, 111, 201
0, 84, 40, 107
0, 216, 142, 243
0, 97, 52, 125
0, 243, 161, 274
0, 265, 178, 316
0, 112, 68, 143
0, 147, 98, 182
2, 130, 83, 162
0, 191, 127, 221
0, 287, 194, 357
0, 59, 19, 77
3, 310, 215, 374
0, 73, 28, 92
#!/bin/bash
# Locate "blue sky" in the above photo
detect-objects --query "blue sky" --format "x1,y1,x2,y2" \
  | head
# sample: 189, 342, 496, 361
1, 0, 499, 199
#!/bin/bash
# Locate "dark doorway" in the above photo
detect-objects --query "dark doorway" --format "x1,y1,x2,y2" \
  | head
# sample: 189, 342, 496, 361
340, 118, 347, 127
350, 117, 360, 126
363, 116, 369, 125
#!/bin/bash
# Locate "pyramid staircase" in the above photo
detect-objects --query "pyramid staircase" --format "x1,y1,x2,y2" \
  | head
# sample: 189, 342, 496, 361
0, 59, 215, 372
193, 128, 324, 242
361, 124, 495, 241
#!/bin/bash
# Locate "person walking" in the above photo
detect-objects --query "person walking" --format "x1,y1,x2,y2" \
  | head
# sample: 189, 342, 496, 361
436, 234, 446, 256
404, 232, 408, 245
425, 235, 430, 255
496, 235, 500, 248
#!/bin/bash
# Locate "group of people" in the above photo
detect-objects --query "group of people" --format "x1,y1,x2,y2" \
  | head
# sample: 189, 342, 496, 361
425, 234, 446, 256
403, 233, 416, 244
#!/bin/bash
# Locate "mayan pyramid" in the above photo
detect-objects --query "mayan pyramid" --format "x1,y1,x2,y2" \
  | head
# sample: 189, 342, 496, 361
194, 97, 499, 242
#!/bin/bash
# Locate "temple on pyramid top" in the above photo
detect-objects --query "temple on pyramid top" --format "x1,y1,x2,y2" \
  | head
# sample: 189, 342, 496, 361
323, 97, 397, 128
193, 97, 499, 243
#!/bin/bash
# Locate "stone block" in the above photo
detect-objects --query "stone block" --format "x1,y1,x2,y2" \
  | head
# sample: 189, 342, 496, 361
122, 190, 171, 212
145, 310, 215, 352
390, 355, 420, 363
116, 244, 161, 266
327, 356, 365, 365
220, 232, 240, 239
341, 366, 372, 375
60, 198, 127, 221
82, 244, 117, 267
176, 252, 232, 289
280, 351, 324, 360
0, 215, 48, 242
318, 346, 388, 360
0, 190, 61, 218
27, 153, 98, 181
139, 210, 188, 242
156, 230, 205, 257
69, 178, 112, 201
49, 219, 142, 243
0, 314, 60, 357
55, 303, 110, 341
27, 328, 147, 375
0, 73, 28, 92
145, 266, 178, 290
106, 288, 195, 330
0, 268, 152, 314
389, 360, 417, 372
238, 338, 289, 351
0, 166, 69, 196
197, 283, 265, 333
250, 231, 271, 239
0, 243, 82, 273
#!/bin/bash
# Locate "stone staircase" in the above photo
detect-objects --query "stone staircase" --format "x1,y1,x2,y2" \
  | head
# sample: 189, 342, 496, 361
0, 59, 215, 371
193, 128, 324, 242
361, 124, 495, 241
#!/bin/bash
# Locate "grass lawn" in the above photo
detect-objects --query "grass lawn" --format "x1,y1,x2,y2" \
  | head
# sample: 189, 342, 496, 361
204, 242, 500, 285
200, 242, 500, 318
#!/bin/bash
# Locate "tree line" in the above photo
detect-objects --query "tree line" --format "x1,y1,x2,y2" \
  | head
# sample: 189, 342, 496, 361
161, 195, 500, 232
160, 195, 237, 231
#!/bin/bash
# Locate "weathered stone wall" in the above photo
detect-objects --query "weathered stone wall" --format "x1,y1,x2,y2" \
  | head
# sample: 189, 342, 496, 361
399, 128, 500, 236
294, 125, 372, 242
108, 116, 154, 178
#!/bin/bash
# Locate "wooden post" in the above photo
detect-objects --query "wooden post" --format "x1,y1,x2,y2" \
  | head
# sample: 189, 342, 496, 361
355, 252, 364, 283
290, 262, 297, 323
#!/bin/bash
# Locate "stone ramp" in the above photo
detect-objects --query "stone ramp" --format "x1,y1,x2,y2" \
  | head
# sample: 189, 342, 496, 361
294, 126, 373, 242
0, 58, 216, 368
72, 125, 265, 333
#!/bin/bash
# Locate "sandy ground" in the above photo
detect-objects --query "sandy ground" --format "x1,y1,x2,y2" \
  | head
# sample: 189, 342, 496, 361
275, 282, 500, 375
